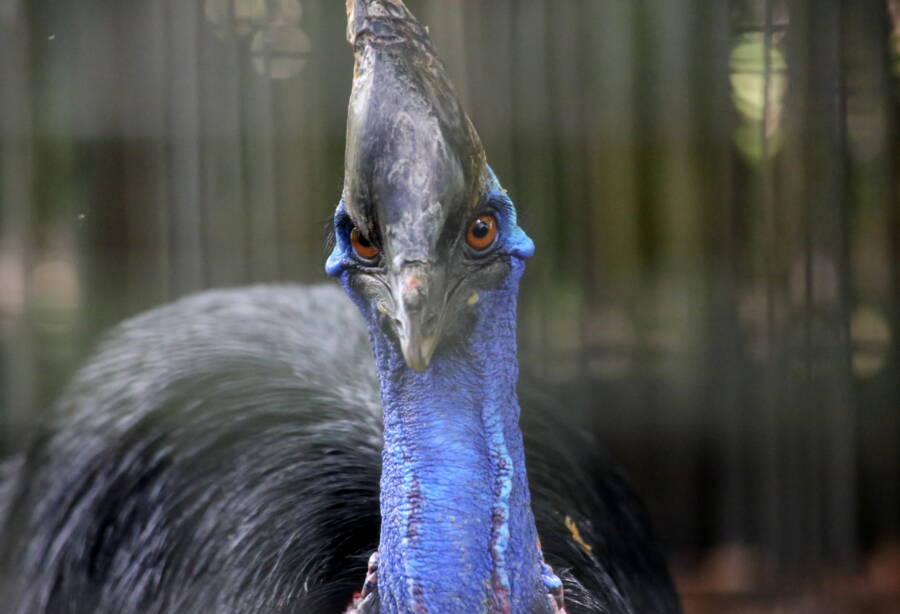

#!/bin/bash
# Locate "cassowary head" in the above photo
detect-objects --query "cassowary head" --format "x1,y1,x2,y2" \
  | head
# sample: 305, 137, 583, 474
326, 0, 534, 371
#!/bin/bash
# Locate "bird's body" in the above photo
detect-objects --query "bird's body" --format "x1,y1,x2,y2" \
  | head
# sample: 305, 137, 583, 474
0, 285, 678, 613
1, 2, 682, 612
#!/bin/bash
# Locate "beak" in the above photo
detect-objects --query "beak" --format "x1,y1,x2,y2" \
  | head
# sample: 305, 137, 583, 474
391, 263, 442, 372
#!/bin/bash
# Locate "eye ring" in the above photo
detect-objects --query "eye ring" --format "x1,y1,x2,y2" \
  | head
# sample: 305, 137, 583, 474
350, 227, 380, 261
466, 214, 498, 251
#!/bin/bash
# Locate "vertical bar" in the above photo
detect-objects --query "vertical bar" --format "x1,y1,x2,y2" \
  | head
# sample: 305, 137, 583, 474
703, 0, 746, 550
511, 0, 554, 377
887, 0, 900, 541
851, 0, 900, 552
759, 0, 782, 573
582, 0, 643, 476
201, 0, 248, 287
547, 0, 588, 381
296, 0, 340, 282
800, 0, 823, 571
779, 0, 815, 574
235, 0, 253, 285
71, 2, 133, 338
168, 0, 206, 295
0, 0, 36, 452
466, 0, 515, 182
121, 0, 170, 310
755, 0, 799, 576
265, 0, 286, 281
808, 0, 857, 568
32, 0, 83, 407
271, 13, 310, 281
584, 0, 639, 311
243, 0, 278, 282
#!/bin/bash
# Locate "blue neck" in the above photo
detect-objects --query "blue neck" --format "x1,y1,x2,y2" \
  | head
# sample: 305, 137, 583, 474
362, 262, 548, 613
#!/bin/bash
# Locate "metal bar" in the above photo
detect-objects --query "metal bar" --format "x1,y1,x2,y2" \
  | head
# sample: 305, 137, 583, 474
759, 0, 783, 574
0, 0, 36, 453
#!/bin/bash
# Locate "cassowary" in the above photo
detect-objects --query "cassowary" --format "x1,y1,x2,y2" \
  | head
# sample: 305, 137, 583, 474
0, 2, 682, 613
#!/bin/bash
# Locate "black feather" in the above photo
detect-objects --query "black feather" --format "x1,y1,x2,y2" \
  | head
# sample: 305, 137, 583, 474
0, 285, 679, 613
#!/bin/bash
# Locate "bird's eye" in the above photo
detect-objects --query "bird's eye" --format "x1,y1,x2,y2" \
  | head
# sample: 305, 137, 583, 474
466, 214, 498, 251
350, 227, 380, 261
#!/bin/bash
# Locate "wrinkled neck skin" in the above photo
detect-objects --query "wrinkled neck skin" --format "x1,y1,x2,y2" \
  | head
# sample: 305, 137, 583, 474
339, 259, 551, 614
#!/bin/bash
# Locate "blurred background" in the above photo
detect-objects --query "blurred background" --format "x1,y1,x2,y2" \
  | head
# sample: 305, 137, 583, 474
1, 0, 898, 611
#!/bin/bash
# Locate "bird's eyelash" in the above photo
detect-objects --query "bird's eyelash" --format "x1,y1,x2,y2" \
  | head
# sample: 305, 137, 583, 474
323, 220, 337, 256
334, 210, 381, 245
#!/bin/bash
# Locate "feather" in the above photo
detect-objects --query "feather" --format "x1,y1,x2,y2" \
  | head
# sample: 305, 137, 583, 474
0, 285, 679, 614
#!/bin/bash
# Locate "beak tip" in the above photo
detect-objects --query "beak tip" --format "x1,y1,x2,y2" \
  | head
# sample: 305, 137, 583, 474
400, 337, 436, 373
407, 360, 430, 373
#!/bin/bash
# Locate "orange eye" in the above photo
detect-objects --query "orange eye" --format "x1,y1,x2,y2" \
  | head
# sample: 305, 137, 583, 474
466, 214, 498, 250
350, 227, 380, 260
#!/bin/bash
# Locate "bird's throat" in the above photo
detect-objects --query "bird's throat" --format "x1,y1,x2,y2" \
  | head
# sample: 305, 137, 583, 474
369, 269, 550, 614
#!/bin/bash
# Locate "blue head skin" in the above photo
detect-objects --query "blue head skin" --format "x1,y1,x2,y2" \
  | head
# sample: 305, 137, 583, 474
328, 2, 553, 612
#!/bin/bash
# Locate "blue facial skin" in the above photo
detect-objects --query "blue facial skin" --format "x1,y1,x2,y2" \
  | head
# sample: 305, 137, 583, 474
326, 171, 555, 613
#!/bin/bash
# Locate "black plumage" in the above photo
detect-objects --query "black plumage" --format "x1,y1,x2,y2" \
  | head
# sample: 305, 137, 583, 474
0, 285, 679, 613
